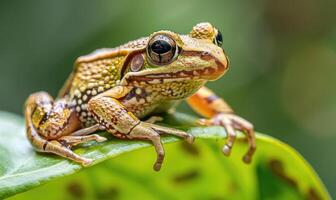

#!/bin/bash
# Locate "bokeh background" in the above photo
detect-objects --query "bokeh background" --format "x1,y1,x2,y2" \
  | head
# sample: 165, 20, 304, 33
0, 0, 335, 197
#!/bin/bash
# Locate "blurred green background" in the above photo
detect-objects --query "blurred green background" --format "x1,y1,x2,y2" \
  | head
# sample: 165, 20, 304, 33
0, 0, 335, 197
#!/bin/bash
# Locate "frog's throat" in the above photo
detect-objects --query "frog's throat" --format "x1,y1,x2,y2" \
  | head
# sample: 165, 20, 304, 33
120, 50, 228, 86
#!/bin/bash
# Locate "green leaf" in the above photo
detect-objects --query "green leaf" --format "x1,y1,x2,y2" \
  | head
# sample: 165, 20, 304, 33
0, 111, 331, 199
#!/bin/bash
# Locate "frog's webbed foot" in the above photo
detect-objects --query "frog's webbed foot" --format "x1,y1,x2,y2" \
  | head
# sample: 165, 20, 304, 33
127, 122, 194, 171
198, 113, 256, 163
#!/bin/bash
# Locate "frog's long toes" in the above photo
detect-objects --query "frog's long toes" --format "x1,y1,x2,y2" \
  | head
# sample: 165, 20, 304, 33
222, 144, 232, 156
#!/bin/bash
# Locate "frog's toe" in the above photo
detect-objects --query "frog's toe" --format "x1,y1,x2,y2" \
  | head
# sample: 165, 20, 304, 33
81, 158, 93, 166
221, 123, 236, 157
95, 135, 107, 142
243, 154, 252, 164
151, 124, 193, 142
203, 113, 257, 163
222, 144, 232, 156
186, 134, 195, 144
153, 161, 162, 172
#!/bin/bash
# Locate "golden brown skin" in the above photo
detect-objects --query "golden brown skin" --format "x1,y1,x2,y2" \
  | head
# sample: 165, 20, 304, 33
25, 22, 256, 171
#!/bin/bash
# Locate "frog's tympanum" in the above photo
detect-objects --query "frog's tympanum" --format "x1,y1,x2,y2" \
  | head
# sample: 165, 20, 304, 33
25, 23, 256, 171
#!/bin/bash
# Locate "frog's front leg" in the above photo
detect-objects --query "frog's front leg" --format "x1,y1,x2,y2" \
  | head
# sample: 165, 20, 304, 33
87, 87, 194, 171
187, 86, 256, 163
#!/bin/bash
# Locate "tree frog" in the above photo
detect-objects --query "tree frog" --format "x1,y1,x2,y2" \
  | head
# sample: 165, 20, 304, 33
25, 22, 256, 171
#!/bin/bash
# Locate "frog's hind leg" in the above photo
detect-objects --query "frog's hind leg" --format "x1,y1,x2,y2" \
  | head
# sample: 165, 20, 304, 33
25, 92, 94, 166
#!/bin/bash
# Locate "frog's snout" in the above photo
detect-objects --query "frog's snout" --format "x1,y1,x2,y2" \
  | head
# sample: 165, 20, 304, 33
198, 49, 229, 80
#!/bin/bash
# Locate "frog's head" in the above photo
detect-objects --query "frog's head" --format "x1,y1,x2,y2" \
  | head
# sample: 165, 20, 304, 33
121, 22, 229, 86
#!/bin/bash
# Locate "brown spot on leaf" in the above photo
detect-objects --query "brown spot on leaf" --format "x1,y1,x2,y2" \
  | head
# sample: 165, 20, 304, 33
67, 182, 84, 199
173, 170, 200, 184
269, 159, 298, 188
307, 187, 322, 200
97, 186, 120, 200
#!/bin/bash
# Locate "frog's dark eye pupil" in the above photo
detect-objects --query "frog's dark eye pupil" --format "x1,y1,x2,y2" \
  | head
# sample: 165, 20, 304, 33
151, 40, 171, 54
214, 30, 223, 46
147, 34, 178, 65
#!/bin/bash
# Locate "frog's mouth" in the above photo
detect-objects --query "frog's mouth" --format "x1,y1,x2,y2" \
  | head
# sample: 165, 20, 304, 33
121, 50, 228, 86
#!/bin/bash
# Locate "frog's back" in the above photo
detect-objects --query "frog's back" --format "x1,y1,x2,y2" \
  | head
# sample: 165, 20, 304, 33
58, 37, 149, 126
58, 37, 149, 98
71, 54, 124, 96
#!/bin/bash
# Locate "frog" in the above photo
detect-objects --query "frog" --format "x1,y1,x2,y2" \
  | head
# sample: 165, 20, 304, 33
25, 22, 256, 171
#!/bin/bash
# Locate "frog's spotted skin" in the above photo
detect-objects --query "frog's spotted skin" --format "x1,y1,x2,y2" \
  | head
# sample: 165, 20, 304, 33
25, 22, 256, 170
69, 57, 124, 126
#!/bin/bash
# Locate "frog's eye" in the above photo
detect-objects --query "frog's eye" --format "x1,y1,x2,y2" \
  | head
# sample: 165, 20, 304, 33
147, 34, 178, 65
213, 30, 223, 47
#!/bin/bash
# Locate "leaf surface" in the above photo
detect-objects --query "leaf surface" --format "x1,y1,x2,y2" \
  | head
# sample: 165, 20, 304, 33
0, 111, 330, 199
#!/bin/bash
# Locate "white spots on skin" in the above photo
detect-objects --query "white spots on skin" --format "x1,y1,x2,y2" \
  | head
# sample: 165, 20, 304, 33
79, 116, 86, 122
146, 96, 152, 102
179, 72, 187, 76
80, 86, 86, 92
81, 104, 87, 110
98, 86, 104, 93
138, 98, 145, 104
88, 83, 95, 89
126, 97, 139, 105
135, 88, 142, 95
74, 90, 81, 98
